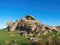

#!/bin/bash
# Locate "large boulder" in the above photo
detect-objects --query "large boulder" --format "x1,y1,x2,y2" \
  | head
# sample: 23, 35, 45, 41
7, 21, 13, 31
7, 21, 13, 28
25, 15, 35, 20
7, 15, 37, 32
28, 37, 39, 43
20, 16, 41, 33
7, 20, 20, 32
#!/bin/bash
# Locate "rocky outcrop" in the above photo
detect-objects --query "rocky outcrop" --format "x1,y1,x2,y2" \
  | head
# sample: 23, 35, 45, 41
7, 20, 20, 31
7, 15, 40, 32
7, 15, 60, 37
56, 26, 60, 30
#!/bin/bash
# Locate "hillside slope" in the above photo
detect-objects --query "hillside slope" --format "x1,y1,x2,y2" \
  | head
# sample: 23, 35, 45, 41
1, 15, 60, 45
0, 30, 28, 45
0, 29, 60, 45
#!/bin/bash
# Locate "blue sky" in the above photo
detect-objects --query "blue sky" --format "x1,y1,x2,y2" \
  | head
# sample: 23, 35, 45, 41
0, 0, 60, 29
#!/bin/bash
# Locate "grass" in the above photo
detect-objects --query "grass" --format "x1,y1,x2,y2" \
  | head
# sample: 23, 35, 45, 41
0, 30, 60, 45
0, 30, 28, 45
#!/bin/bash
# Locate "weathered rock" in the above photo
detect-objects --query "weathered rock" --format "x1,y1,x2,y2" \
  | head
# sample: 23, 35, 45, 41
7, 21, 13, 31
25, 15, 35, 20
7, 15, 60, 37
19, 31, 27, 36
56, 26, 60, 30
20, 16, 40, 33
7, 20, 20, 31
6, 15, 60, 45
28, 37, 39, 43
7, 21, 13, 28
9, 23, 18, 31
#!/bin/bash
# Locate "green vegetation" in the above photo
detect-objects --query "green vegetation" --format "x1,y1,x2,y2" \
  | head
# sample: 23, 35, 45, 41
0, 30, 60, 45
0, 30, 28, 45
